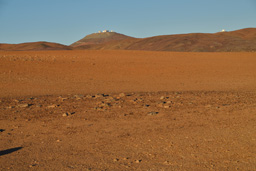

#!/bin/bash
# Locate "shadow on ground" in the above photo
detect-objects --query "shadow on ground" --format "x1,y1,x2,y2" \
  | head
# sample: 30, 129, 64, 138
0, 147, 23, 156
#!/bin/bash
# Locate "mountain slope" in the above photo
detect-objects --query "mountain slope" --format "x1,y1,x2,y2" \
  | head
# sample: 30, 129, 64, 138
0, 42, 72, 51
80, 28, 256, 52
71, 32, 133, 48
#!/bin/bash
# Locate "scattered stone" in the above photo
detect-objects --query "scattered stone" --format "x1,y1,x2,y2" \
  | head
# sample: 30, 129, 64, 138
119, 93, 126, 97
163, 105, 170, 109
6, 106, 14, 109
86, 95, 93, 99
94, 94, 103, 98
160, 96, 165, 100
56, 139, 61, 142
59, 97, 68, 102
94, 107, 103, 110
0, 129, 5, 132
135, 159, 142, 163
63, 112, 75, 116
17, 103, 32, 108
62, 113, 69, 117
113, 158, 119, 162
164, 160, 172, 165
148, 111, 159, 115
73, 94, 84, 100
47, 104, 58, 108
29, 164, 37, 168
102, 94, 109, 97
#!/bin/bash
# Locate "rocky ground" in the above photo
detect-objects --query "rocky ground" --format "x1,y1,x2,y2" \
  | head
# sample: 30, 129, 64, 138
1, 91, 256, 170
0, 50, 256, 170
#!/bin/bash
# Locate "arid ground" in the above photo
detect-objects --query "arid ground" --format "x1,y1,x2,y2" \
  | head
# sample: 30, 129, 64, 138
0, 50, 256, 170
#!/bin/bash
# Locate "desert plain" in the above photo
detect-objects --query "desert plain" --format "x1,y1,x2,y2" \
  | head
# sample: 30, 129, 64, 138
0, 50, 256, 170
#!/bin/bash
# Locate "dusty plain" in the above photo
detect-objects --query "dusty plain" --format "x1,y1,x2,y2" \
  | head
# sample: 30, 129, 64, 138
0, 50, 256, 170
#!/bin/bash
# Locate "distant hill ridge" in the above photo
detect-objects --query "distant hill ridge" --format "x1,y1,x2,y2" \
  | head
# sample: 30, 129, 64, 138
70, 32, 133, 48
0, 41, 72, 51
77, 28, 256, 52
1, 28, 256, 51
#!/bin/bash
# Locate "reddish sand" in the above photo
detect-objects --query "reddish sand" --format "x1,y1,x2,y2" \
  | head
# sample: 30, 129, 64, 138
0, 50, 256, 97
0, 50, 256, 170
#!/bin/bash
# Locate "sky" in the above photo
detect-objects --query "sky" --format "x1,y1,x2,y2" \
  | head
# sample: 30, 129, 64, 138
0, 0, 255, 45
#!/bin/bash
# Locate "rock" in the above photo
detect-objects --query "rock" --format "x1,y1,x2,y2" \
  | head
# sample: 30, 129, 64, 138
6, 106, 14, 109
163, 105, 170, 109
29, 164, 37, 168
86, 95, 93, 99
17, 103, 32, 108
160, 96, 169, 100
135, 159, 142, 163
148, 111, 159, 115
94, 94, 103, 98
59, 97, 68, 102
102, 103, 111, 107
47, 104, 58, 108
63, 112, 75, 116
160, 96, 165, 100
113, 158, 119, 162
119, 93, 125, 97
164, 160, 172, 165
94, 107, 103, 110
73, 94, 84, 100
62, 113, 69, 117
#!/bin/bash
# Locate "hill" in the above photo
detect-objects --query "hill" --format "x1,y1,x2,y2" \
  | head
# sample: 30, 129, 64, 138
0, 42, 72, 51
78, 28, 256, 52
70, 32, 133, 48
1, 28, 256, 52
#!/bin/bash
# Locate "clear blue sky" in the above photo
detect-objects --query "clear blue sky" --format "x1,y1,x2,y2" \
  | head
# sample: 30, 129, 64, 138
0, 0, 255, 45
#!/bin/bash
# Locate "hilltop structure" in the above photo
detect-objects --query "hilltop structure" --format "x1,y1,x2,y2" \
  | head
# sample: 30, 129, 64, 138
98, 30, 114, 33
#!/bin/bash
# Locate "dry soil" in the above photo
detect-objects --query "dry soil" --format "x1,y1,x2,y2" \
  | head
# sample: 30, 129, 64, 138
0, 50, 256, 170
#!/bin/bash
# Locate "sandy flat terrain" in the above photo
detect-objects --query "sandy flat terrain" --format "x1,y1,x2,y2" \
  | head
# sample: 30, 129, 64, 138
0, 50, 256, 170
0, 50, 256, 97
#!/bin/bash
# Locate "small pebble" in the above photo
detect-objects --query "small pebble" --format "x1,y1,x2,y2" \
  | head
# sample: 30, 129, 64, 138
148, 111, 159, 115
113, 158, 119, 162
135, 159, 142, 163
